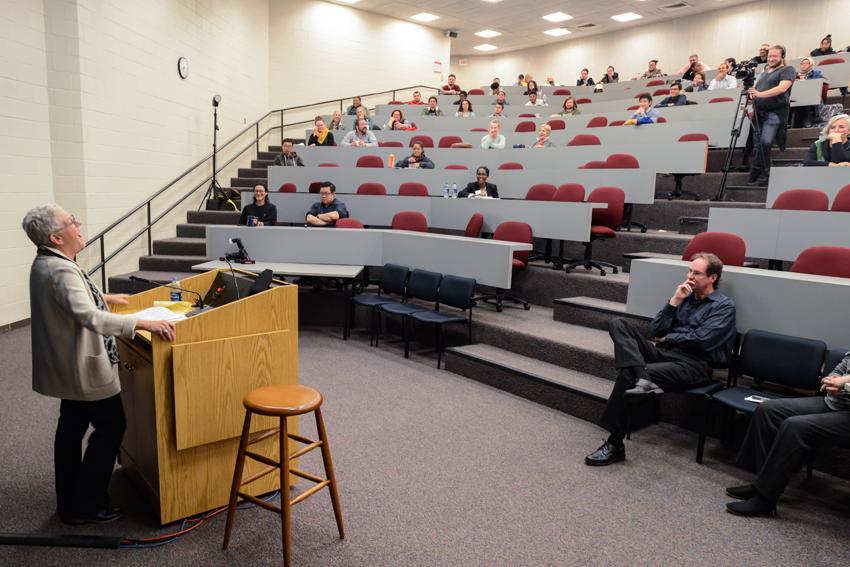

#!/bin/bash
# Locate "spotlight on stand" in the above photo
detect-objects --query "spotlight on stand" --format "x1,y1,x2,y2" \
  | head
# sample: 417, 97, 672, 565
212, 94, 221, 108
199, 94, 230, 209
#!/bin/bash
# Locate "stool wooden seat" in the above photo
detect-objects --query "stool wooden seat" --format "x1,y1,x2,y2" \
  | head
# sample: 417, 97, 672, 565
222, 384, 344, 566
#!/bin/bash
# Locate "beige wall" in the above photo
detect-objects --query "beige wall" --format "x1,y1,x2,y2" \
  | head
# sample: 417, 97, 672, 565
456, 0, 849, 91
269, 0, 451, 135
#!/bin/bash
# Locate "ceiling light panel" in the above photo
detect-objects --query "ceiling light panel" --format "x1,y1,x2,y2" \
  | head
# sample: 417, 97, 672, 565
544, 29, 571, 36
335, 0, 360, 3
611, 12, 642, 22
543, 12, 572, 22
475, 30, 501, 38
411, 13, 439, 22
474, 44, 498, 51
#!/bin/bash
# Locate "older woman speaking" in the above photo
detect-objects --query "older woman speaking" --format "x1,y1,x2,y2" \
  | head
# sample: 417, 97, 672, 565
23, 203, 175, 525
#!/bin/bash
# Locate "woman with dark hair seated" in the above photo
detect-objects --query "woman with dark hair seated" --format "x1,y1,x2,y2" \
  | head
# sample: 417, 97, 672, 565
239, 182, 278, 226
384, 108, 410, 130
684, 72, 708, 92
811, 34, 836, 57
394, 141, 435, 169
803, 114, 850, 166
458, 166, 498, 198
523, 80, 540, 95
600, 66, 619, 84
796, 57, 827, 127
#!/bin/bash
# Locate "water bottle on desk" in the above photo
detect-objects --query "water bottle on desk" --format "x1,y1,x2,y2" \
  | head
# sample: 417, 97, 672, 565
542, 93, 547, 104
444, 182, 450, 198
452, 182, 457, 198
170, 276, 183, 302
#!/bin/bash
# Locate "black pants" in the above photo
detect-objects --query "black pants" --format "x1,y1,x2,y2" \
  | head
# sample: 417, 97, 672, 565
55, 393, 126, 516
737, 397, 850, 503
597, 318, 713, 440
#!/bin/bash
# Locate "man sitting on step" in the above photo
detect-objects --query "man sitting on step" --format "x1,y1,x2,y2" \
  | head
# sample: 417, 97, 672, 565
585, 253, 737, 466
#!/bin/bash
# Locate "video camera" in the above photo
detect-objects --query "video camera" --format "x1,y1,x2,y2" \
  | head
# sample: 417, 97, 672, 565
222, 237, 254, 264
731, 59, 761, 88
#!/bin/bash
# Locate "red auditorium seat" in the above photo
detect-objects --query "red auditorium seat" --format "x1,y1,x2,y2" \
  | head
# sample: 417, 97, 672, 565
634, 92, 650, 99
681, 232, 747, 267
576, 98, 592, 104
772, 189, 830, 211
518, 114, 538, 118
709, 97, 734, 103
464, 213, 484, 238
470, 128, 488, 132
468, 89, 485, 95
657, 117, 667, 123
445, 165, 468, 170
578, 161, 607, 169
553, 184, 586, 203
818, 58, 845, 66
627, 105, 639, 111
391, 211, 428, 232
378, 141, 403, 147
567, 134, 601, 146
318, 163, 339, 167
309, 182, 324, 194
388, 101, 404, 105
646, 80, 665, 87
553, 89, 571, 96
547, 119, 566, 130
356, 182, 387, 195
831, 184, 850, 212
586, 116, 607, 128
606, 154, 639, 168
564, 187, 626, 276
790, 246, 850, 278
515, 121, 536, 133
410, 135, 434, 148
473, 222, 533, 312
356, 155, 384, 168
439, 136, 463, 148
525, 184, 557, 201
278, 183, 296, 193
679, 133, 709, 142
336, 218, 364, 229
498, 162, 523, 170
653, 89, 670, 96
398, 182, 429, 197
609, 120, 626, 127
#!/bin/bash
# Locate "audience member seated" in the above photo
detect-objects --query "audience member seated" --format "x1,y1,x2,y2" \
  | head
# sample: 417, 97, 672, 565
524, 72, 534, 86
455, 99, 475, 117
811, 34, 836, 57
526, 92, 547, 108
481, 119, 505, 149
709, 62, 738, 91
684, 72, 708, 92
524, 80, 540, 95
341, 118, 378, 147
452, 91, 468, 106
493, 77, 500, 87
545, 75, 560, 86
489, 82, 500, 95
796, 57, 826, 128
328, 110, 346, 130
680, 54, 711, 81
553, 96, 581, 117
383, 109, 410, 130
803, 114, 850, 166
726, 350, 850, 517
395, 141, 435, 169
525, 124, 554, 148
345, 96, 369, 116
458, 166, 498, 198
239, 182, 277, 227
513, 74, 525, 87
422, 96, 444, 117
656, 82, 688, 107
493, 91, 511, 106
725, 57, 737, 70
641, 60, 663, 79
306, 182, 348, 227
489, 102, 508, 118
275, 138, 304, 166
406, 91, 425, 105
441, 74, 461, 94
601, 66, 619, 84
625, 94, 658, 124
584, 253, 737, 467
577, 69, 595, 87
751, 45, 769, 66
308, 117, 334, 147
355, 106, 373, 130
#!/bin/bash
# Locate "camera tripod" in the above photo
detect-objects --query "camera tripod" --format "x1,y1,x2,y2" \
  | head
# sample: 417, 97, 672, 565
713, 85, 768, 201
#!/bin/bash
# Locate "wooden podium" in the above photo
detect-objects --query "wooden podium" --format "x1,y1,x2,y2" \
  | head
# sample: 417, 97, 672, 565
110, 269, 299, 525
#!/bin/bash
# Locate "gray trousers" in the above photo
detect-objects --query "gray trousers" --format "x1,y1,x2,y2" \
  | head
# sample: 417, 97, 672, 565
597, 318, 713, 439
737, 396, 850, 502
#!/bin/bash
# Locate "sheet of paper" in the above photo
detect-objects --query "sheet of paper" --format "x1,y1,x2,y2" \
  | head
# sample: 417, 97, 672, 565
132, 306, 187, 323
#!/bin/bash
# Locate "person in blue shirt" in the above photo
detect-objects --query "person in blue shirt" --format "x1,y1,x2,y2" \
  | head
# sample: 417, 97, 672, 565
585, 253, 737, 466
628, 94, 659, 124
306, 182, 349, 227
656, 82, 688, 107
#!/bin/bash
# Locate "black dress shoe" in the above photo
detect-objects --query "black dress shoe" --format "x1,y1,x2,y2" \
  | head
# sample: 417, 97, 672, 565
585, 440, 626, 466
726, 495, 776, 517
61, 506, 124, 525
726, 484, 759, 500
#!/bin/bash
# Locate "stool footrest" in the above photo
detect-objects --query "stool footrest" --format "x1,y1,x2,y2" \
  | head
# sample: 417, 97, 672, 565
290, 467, 324, 484
240, 464, 278, 487
288, 433, 314, 445
288, 440, 323, 461
237, 491, 282, 514
249, 428, 280, 445
290, 481, 331, 507
245, 450, 280, 469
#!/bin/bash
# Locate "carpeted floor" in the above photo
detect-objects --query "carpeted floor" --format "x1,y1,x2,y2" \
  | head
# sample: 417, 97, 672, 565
1, 325, 849, 566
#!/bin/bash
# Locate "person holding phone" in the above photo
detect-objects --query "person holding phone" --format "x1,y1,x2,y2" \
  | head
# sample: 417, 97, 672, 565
238, 182, 277, 227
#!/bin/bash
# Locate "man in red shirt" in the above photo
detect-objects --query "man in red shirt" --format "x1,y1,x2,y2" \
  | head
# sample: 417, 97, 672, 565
406, 91, 425, 105
441, 74, 461, 94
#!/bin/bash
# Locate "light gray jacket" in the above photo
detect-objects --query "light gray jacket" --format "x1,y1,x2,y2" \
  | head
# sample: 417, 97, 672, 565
29, 248, 137, 401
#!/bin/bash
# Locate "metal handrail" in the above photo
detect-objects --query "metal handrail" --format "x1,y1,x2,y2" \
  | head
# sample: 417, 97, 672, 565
85, 85, 438, 288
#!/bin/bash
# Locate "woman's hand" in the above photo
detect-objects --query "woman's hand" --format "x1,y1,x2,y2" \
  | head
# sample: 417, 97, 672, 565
827, 132, 844, 145
104, 294, 130, 305
136, 319, 177, 341
310, 143, 316, 146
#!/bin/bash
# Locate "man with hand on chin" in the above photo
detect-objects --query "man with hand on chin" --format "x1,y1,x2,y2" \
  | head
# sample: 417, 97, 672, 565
585, 253, 737, 466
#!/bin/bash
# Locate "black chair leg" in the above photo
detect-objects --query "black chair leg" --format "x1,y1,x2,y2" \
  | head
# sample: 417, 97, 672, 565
436, 324, 443, 369
655, 174, 701, 201
404, 316, 411, 358
473, 289, 529, 312
696, 396, 711, 464
564, 241, 618, 276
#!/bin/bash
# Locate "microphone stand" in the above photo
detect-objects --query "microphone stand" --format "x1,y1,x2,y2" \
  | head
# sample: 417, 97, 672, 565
219, 256, 242, 300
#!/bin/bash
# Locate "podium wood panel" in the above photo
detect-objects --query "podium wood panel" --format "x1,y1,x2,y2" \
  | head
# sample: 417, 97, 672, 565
112, 270, 299, 524
172, 330, 296, 450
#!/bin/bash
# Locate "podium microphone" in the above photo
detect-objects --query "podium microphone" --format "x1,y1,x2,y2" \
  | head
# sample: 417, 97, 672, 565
128, 276, 205, 308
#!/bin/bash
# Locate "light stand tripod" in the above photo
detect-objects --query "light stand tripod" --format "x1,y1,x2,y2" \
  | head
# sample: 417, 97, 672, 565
199, 95, 227, 209
713, 86, 767, 201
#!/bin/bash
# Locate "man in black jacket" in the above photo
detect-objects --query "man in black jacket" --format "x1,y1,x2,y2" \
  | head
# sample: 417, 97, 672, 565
274, 139, 304, 167
655, 82, 688, 107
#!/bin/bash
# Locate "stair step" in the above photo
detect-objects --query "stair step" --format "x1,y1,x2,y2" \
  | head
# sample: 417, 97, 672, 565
186, 210, 241, 224
634, 198, 764, 232
237, 168, 269, 178
252, 160, 275, 168
108, 270, 199, 295
231, 177, 267, 188
176, 223, 207, 238
152, 237, 206, 256
138, 254, 208, 273
653, 172, 764, 203
678, 216, 708, 235
553, 296, 653, 335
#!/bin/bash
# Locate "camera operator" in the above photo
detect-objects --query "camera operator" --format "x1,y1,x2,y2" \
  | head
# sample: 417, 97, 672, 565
746, 45, 796, 187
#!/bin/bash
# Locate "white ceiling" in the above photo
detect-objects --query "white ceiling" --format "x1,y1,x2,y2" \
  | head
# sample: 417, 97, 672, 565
323, 0, 757, 56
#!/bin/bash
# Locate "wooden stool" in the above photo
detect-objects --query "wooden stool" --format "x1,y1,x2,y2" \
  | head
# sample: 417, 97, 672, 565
222, 384, 344, 565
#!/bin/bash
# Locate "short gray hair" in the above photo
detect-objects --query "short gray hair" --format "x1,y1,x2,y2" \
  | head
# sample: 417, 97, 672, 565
22, 203, 64, 247
689, 53, 699, 59
821, 114, 850, 138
